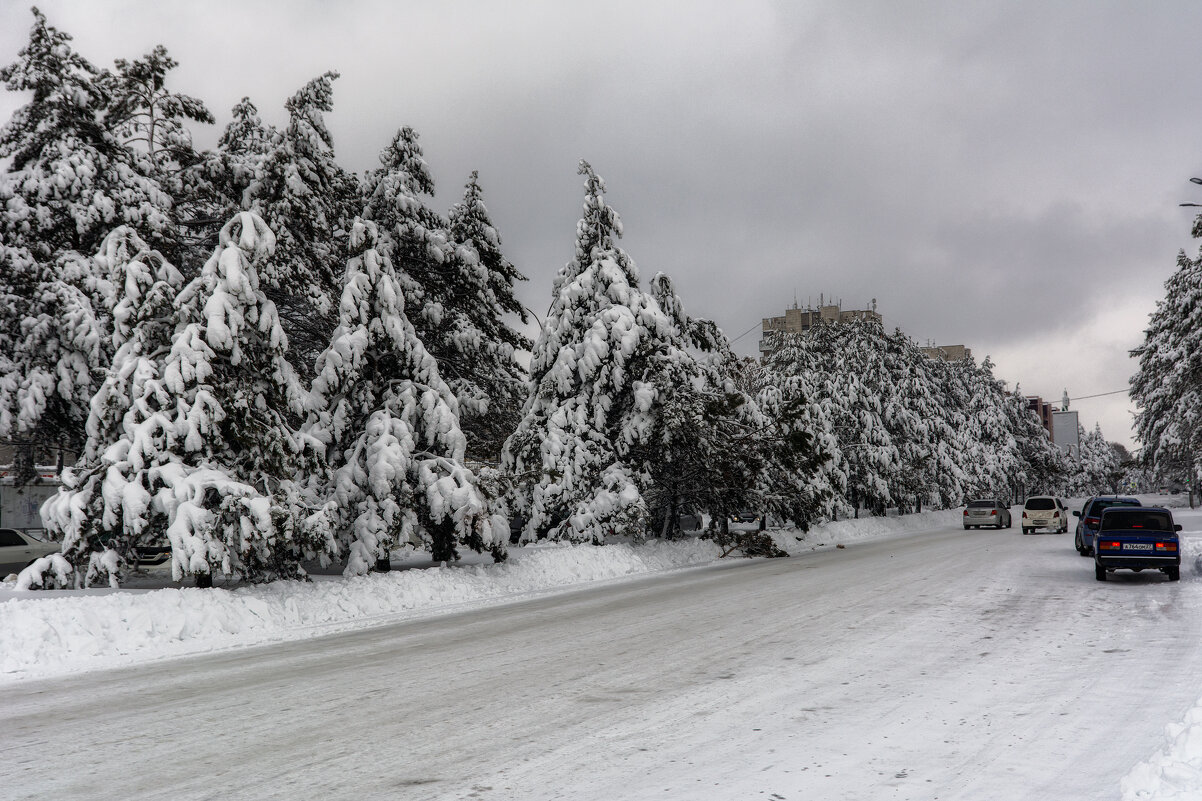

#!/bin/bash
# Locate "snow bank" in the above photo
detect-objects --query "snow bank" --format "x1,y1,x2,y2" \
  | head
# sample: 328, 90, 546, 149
0, 539, 720, 684
1120, 526, 1202, 800
0, 507, 976, 685
772, 507, 966, 551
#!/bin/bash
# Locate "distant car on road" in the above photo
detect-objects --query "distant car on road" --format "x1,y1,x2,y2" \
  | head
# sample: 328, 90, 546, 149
0, 528, 59, 576
963, 499, 1011, 530
1093, 506, 1181, 582
1021, 496, 1068, 534
1073, 496, 1141, 556
730, 510, 766, 532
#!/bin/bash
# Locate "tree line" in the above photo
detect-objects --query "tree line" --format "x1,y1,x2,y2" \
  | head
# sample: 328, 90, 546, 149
0, 9, 1112, 588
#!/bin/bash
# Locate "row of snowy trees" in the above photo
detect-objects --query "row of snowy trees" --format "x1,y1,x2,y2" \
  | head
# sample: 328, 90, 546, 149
756, 320, 1071, 520
0, 9, 530, 487
2, 10, 1086, 589
1132, 191, 1202, 495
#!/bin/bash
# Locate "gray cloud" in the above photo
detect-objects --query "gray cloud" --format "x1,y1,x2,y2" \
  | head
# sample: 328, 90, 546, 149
5, 0, 1202, 447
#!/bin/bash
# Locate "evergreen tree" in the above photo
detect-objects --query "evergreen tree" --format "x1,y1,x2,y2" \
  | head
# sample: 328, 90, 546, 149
125, 211, 322, 584
0, 8, 173, 478
306, 219, 498, 571
105, 44, 215, 271
758, 331, 850, 526
1007, 388, 1068, 496
363, 128, 518, 458
37, 227, 184, 586
0, 245, 104, 482
445, 171, 532, 461
248, 72, 359, 367
1132, 246, 1202, 487
503, 161, 660, 541
1067, 423, 1120, 496
181, 97, 278, 267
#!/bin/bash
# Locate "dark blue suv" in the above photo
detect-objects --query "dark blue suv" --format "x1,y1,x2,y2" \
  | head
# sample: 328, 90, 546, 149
1074, 496, 1141, 556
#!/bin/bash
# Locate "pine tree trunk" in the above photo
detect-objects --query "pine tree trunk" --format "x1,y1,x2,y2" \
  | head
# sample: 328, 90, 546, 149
430, 518, 459, 563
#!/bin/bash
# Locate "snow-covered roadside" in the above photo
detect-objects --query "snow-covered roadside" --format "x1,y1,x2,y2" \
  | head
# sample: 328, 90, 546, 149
1119, 504, 1202, 801
0, 539, 723, 683
0, 506, 969, 685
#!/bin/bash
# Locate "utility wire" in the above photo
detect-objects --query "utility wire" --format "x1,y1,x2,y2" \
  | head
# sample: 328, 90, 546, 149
728, 321, 762, 345
1068, 388, 1130, 401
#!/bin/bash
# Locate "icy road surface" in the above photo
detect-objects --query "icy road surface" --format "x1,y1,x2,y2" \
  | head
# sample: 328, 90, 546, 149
5, 518, 1202, 800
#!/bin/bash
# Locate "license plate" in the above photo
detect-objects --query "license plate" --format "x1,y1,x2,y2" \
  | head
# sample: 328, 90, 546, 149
1125, 543, 1154, 551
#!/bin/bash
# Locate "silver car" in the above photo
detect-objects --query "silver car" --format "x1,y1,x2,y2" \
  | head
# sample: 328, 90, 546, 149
963, 499, 1012, 530
0, 528, 59, 576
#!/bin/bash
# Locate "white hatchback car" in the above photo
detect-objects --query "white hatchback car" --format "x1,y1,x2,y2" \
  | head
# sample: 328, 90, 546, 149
0, 527, 59, 576
1021, 496, 1068, 534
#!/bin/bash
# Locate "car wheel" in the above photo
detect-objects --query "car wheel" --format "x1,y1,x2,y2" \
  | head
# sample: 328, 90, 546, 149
1167, 566, 1181, 582
1022, 527, 1031, 535
1095, 563, 1107, 582
963, 525, 971, 530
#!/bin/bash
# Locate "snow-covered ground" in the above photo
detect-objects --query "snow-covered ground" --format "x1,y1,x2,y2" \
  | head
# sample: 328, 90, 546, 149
0, 508, 963, 684
5, 496, 1202, 799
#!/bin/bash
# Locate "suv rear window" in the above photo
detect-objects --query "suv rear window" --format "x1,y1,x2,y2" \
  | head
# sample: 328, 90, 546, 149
967, 500, 996, 508
1100, 510, 1173, 532
1024, 498, 1055, 510
1088, 499, 1140, 516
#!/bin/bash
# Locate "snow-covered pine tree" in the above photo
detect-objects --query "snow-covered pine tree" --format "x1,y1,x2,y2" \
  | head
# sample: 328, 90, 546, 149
445, 171, 532, 461
0, 8, 173, 478
153, 211, 324, 583
0, 245, 104, 483
503, 161, 663, 542
1007, 388, 1068, 496
879, 328, 936, 513
181, 97, 278, 269
906, 345, 969, 509
247, 72, 359, 368
632, 273, 796, 545
757, 330, 849, 527
364, 128, 512, 459
956, 356, 1022, 502
1067, 423, 1120, 496
35, 227, 185, 586
307, 219, 498, 571
808, 319, 899, 517
1132, 245, 1202, 488
106, 45, 214, 181
105, 44, 214, 267
0, 8, 172, 261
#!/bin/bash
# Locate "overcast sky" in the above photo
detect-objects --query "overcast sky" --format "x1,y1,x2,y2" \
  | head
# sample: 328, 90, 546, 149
4, 0, 1202, 449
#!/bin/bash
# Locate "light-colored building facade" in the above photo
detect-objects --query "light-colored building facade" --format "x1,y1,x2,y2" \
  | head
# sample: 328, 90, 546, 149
919, 344, 973, 362
759, 300, 882, 357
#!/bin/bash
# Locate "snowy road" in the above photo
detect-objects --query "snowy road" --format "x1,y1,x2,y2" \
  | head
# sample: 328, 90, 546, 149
5, 517, 1202, 800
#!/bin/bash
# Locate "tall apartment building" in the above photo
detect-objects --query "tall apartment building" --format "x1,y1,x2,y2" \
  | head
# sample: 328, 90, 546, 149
759, 299, 881, 357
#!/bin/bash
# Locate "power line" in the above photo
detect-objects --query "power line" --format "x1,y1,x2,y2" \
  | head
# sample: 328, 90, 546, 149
1070, 388, 1130, 401
728, 321, 761, 345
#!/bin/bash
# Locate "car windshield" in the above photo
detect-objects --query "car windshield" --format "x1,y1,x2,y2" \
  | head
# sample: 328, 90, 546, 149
1100, 510, 1173, 532
967, 500, 996, 508
1024, 498, 1055, 510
